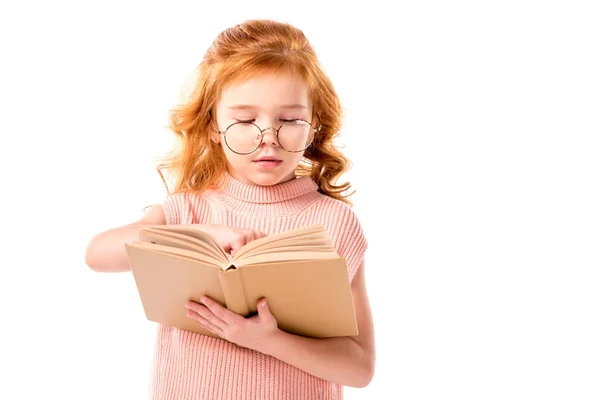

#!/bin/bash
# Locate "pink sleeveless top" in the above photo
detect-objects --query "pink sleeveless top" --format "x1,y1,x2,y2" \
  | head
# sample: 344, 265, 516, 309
150, 173, 368, 399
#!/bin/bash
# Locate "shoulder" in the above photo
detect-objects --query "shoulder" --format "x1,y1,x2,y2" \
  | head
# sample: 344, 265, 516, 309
306, 194, 364, 229
319, 196, 366, 248
134, 202, 167, 225
160, 190, 209, 225
307, 195, 368, 282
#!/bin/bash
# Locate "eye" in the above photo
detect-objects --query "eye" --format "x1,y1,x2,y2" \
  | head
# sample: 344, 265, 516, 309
234, 119, 255, 123
280, 118, 302, 123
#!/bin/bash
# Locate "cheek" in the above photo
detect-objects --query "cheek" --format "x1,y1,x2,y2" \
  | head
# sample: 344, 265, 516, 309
281, 152, 306, 171
221, 143, 252, 164
288, 151, 305, 164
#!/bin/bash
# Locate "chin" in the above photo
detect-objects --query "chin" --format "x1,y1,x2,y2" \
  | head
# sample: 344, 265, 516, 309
250, 171, 296, 186
251, 174, 284, 186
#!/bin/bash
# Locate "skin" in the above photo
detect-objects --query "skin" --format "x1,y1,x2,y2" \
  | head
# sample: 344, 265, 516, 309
188, 70, 376, 388
212, 69, 314, 186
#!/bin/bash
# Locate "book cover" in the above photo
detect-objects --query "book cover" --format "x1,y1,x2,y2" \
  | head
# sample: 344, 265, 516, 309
125, 224, 358, 339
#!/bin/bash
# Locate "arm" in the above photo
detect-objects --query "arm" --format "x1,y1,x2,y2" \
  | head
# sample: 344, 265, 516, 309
84, 204, 267, 273
84, 203, 166, 272
263, 260, 376, 387
187, 260, 376, 388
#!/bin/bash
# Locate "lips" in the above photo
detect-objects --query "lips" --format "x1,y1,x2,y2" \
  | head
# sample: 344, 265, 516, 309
252, 156, 283, 169
253, 156, 282, 162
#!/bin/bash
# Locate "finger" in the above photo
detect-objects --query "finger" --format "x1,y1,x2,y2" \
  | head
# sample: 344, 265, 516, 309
201, 296, 241, 325
229, 237, 246, 256
186, 301, 227, 331
257, 298, 276, 323
186, 309, 224, 336
222, 243, 233, 255
244, 231, 256, 244
249, 231, 261, 242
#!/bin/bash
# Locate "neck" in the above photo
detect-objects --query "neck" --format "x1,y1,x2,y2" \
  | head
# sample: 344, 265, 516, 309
226, 169, 298, 187
217, 172, 318, 204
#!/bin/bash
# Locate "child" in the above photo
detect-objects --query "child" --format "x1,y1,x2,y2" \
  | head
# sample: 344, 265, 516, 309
85, 19, 375, 400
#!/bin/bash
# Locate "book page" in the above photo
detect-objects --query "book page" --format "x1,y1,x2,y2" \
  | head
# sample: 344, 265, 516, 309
236, 250, 341, 267
233, 224, 331, 261
139, 229, 223, 259
140, 226, 230, 264
246, 245, 336, 258
136, 224, 333, 269
128, 241, 224, 267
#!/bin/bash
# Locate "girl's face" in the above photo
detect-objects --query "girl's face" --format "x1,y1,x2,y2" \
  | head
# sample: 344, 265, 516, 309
213, 69, 313, 186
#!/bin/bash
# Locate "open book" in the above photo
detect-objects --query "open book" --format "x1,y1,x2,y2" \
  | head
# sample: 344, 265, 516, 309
124, 224, 358, 339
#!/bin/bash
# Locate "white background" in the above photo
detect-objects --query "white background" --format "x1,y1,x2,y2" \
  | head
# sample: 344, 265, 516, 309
1, 1, 598, 399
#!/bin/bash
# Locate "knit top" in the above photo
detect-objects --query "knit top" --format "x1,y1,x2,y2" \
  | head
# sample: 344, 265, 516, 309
151, 173, 368, 400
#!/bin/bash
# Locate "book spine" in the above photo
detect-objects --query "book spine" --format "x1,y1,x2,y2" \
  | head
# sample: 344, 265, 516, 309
217, 269, 249, 316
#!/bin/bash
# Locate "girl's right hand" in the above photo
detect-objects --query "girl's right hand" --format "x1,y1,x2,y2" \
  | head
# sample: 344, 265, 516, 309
194, 224, 267, 256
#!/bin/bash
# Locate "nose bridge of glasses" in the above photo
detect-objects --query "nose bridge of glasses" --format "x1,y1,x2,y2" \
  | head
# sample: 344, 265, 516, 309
258, 125, 281, 143
259, 125, 280, 134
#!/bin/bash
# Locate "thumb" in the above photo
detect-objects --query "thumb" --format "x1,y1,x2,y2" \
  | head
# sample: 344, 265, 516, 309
257, 298, 275, 322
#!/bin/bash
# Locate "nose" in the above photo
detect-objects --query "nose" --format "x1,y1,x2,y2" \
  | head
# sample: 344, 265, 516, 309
259, 127, 280, 147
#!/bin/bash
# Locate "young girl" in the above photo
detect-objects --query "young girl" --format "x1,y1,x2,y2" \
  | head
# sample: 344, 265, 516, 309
85, 19, 375, 400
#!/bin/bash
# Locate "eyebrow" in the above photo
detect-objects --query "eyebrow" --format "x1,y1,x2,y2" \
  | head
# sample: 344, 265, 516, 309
227, 104, 307, 110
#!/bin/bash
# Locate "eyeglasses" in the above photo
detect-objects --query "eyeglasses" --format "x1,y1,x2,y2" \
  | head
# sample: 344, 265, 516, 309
216, 119, 322, 155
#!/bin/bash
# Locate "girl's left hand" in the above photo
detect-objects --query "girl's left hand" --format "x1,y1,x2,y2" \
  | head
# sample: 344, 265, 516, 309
185, 296, 280, 352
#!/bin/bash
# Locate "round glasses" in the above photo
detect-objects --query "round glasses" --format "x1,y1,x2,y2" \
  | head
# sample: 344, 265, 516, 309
216, 119, 322, 155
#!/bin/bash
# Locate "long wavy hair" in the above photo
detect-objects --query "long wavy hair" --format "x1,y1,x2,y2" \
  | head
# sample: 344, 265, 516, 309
156, 19, 355, 205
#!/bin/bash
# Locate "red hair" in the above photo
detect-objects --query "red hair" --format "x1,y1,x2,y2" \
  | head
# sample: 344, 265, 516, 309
156, 19, 355, 204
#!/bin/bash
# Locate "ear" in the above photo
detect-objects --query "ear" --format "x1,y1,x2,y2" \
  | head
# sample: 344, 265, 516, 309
311, 111, 322, 130
208, 107, 223, 144
210, 127, 221, 144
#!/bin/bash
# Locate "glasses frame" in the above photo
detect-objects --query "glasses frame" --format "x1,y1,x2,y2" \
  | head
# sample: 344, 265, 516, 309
215, 119, 322, 155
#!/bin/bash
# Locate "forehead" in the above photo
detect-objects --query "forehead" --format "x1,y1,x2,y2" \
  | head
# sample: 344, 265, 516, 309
218, 70, 311, 110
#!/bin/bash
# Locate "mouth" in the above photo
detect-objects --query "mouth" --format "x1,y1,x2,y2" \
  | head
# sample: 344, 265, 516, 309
253, 157, 282, 162
252, 157, 283, 169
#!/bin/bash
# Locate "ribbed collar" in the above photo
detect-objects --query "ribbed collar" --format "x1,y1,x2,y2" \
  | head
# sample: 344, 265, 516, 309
216, 173, 319, 204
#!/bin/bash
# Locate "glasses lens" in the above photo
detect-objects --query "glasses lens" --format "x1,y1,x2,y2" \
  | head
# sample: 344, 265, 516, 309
224, 123, 262, 154
278, 120, 314, 152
